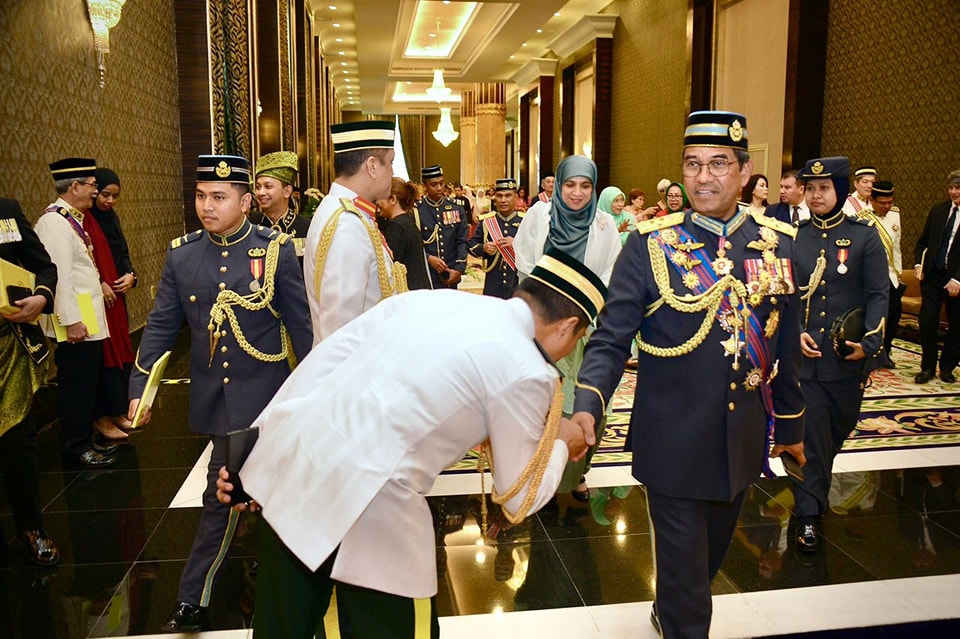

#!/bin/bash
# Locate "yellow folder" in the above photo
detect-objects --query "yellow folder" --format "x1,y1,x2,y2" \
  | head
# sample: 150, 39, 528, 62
0, 257, 36, 314
131, 350, 172, 429
52, 292, 101, 342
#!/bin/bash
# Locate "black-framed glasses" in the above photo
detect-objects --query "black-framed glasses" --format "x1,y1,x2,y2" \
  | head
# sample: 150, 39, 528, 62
681, 159, 738, 178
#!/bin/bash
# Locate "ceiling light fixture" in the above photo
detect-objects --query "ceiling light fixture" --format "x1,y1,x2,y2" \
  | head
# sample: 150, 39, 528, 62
333, 23, 341, 27
86, 0, 126, 88
425, 68, 452, 102
433, 107, 459, 147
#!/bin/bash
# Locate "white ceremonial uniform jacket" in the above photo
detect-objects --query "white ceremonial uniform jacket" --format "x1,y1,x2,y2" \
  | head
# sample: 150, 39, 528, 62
34, 198, 109, 341
842, 193, 871, 217
513, 202, 622, 282
863, 206, 903, 287
304, 181, 395, 345
241, 291, 568, 598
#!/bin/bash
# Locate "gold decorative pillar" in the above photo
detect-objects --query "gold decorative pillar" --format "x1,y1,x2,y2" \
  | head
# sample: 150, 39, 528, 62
475, 82, 506, 187
459, 90, 477, 186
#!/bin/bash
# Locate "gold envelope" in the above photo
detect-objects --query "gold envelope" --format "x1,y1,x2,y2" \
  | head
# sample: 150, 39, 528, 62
0, 257, 35, 314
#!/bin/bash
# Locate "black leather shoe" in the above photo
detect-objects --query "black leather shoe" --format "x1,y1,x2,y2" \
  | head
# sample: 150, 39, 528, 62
161, 602, 208, 633
90, 440, 119, 455
571, 475, 590, 502
650, 601, 662, 636
796, 522, 819, 553
78, 449, 117, 468
20, 529, 59, 566
941, 371, 956, 384
914, 369, 936, 384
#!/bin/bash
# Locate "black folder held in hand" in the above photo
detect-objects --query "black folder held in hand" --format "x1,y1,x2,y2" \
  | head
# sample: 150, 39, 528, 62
225, 426, 259, 504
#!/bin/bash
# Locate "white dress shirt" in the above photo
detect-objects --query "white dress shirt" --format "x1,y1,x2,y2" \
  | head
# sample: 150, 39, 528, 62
303, 182, 396, 345
241, 291, 568, 598
34, 198, 109, 341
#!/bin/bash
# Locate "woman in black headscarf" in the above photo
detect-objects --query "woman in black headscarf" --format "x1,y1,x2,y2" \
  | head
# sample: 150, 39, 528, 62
790, 156, 889, 554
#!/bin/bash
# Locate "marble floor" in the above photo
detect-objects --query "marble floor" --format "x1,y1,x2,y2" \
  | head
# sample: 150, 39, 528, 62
2, 332, 959, 638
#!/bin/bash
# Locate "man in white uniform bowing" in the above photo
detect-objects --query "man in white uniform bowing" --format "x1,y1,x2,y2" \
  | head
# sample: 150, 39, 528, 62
219, 248, 606, 638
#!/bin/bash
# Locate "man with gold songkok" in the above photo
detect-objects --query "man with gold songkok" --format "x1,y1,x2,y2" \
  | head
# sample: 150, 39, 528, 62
251, 150, 311, 262
128, 154, 313, 632
571, 111, 806, 638
0, 197, 60, 566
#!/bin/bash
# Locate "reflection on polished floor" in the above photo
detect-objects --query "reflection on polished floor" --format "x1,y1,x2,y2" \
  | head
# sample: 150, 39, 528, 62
1, 330, 960, 638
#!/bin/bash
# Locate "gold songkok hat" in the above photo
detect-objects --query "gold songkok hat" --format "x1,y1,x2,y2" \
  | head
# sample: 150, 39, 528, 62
256, 151, 298, 185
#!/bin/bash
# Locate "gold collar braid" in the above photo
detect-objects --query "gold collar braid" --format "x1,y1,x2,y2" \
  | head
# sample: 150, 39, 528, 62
478, 380, 563, 538
633, 234, 749, 358
208, 238, 290, 364
312, 205, 407, 306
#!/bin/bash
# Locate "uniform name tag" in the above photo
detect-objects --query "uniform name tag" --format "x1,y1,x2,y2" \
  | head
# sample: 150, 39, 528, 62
0, 218, 22, 244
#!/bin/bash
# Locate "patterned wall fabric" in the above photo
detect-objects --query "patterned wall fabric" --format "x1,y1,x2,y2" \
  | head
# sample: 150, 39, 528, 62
0, 0, 183, 330
280, 0, 295, 151
822, 0, 960, 254
600, 0, 688, 195
210, 0, 252, 158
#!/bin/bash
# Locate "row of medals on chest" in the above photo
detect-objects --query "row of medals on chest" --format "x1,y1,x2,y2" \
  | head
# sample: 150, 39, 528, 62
660, 225, 788, 390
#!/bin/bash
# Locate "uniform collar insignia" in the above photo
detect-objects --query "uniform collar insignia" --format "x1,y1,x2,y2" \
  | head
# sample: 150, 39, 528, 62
811, 210, 846, 230
208, 218, 253, 246
691, 208, 746, 237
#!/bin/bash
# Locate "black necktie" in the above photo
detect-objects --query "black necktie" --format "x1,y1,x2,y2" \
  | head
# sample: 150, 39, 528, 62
939, 205, 958, 269
791, 205, 800, 224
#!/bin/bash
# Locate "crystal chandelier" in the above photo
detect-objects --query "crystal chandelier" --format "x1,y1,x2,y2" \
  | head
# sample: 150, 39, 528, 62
426, 69, 452, 102
433, 107, 459, 147
86, 0, 126, 88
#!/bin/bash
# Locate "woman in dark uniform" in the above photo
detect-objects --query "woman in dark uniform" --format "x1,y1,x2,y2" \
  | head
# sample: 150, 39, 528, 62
377, 177, 432, 290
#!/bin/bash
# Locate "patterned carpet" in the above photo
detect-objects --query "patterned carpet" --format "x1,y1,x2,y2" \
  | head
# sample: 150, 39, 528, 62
445, 339, 960, 473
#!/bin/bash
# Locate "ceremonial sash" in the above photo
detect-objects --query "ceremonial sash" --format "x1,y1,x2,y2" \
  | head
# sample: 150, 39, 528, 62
858, 210, 897, 273
654, 226, 778, 478
353, 196, 393, 259
482, 215, 517, 271
46, 206, 99, 275
846, 195, 865, 213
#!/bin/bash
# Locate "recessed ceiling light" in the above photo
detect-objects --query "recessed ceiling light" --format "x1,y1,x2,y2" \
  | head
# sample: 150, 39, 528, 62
536, 29, 542, 33
343, 70, 349, 74
328, 5, 337, 10
443, 1, 451, 4
509, 55, 515, 59
554, 12, 560, 17
521, 43, 526, 47
332, 23, 341, 28
335, 38, 343, 42
338, 51, 345, 55
340, 62, 347, 66
429, 33, 436, 38
406, 81, 412, 84
344, 78, 350, 82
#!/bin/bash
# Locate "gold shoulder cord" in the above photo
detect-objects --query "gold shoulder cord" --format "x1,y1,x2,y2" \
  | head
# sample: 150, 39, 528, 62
313, 207, 407, 304
208, 239, 289, 363
798, 252, 827, 329
634, 235, 748, 357
478, 380, 563, 537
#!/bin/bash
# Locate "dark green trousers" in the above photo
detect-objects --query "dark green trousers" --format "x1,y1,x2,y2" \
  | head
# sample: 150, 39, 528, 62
254, 521, 440, 638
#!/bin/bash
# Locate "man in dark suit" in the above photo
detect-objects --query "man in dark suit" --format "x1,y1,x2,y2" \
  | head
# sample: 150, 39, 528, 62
128, 155, 313, 632
913, 169, 960, 384
572, 111, 806, 638
0, 198, 60, 566
764, 169, 808, 224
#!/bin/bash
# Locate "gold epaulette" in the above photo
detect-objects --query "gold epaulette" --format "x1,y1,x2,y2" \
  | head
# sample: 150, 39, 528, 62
753, 213, 797, 239
477, 211, 496, 220
852, 215, 875, 227
891, 205, 900, 213
255, 225, 290, 244
170, 229, 203, 249
338, 197, 360, 214
637, 212, 684, 235
518, 210, 526, 218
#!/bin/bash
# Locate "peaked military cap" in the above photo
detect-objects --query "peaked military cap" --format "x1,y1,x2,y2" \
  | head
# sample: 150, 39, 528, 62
49, 158, 97, 182
421, 165, 443, 181
799, 156, 849, 180
530, 247, 608, 323
329, 121, 395, 153
197, 155, 252, 184
853, 166, 877, 178
683, 111, 748, 150
256, 151, 298, 185
495, 178, 517, 192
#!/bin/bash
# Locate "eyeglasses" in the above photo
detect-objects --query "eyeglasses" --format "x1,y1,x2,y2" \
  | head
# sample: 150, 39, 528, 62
681, 158, 738, 178
666, 193, 683, 199
79, 180, 98, 189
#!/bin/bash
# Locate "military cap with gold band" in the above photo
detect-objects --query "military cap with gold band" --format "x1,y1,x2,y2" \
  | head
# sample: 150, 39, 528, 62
683, 111, 748, 150
495, 178, 518, 192
49, 157, 97, 182
197, 155, 252, 184
799, 156, 849, 180
329, 120, 395, 153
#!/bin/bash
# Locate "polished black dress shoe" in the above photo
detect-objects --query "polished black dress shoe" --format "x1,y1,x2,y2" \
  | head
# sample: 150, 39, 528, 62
161, 602, 208, 633
78, 449, 117, 468
20, 529, 60, 566
914, 369, 936, 384
796, 522, 819, 553
941, 371, 956, 384
650, 601, 662, 636
90, 440, 119, 455
571, 475, 590, 502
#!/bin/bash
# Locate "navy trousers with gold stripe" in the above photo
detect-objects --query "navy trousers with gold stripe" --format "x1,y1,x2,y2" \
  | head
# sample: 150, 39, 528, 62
178, 435, 239, 606
255, 520, 440, 639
